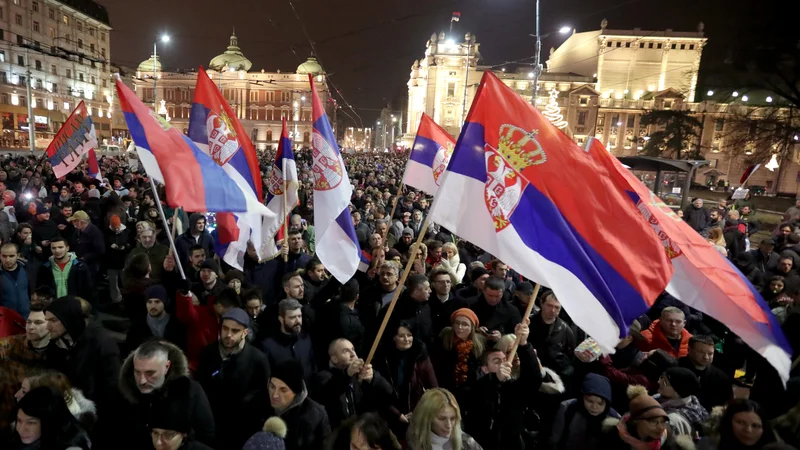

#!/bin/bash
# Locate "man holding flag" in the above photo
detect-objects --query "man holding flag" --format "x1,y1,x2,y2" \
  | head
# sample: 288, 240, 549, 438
261, 119, 299, 259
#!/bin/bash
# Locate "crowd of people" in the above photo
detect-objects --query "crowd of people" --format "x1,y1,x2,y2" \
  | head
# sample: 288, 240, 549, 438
0, 149, 799, 450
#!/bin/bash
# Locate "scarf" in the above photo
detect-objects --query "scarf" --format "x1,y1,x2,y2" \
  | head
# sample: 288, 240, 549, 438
616, 414, 667, 450
146, 313, 170, 338
454, 338, 473, 385
431, 433, 451, 450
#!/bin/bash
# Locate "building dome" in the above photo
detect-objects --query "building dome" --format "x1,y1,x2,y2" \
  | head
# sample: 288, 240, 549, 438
296, 57, 323, 75
137, 54, 161, 73
209, 32, 252, 72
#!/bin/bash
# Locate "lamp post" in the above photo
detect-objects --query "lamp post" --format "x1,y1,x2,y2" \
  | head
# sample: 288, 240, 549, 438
529, 2, 571, 106
152, 34, 170, 111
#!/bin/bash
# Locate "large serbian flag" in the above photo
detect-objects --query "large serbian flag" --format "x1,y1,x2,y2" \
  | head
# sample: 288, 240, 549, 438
403, 113, 456, 196
261, 119, 299, 257
587, 137, 792, 381
309, 74, 360, 283
428, 72, 673, 351
188, 67, 271, 269
46, 101, 98, 178
115, 77, 274, 218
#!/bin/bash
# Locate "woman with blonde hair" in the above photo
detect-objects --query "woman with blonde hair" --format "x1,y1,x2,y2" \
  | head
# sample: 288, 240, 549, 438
431, 309, 486, 409
407, 388, 482, 450
706, 227, 728, 256
438, 242, 467, 284
15, 371, 97, 430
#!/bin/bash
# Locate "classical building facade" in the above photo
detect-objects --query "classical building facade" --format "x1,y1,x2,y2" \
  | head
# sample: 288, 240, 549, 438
132, 33, 332, 151
0, 0, 114, 149
404, 20, 800, 195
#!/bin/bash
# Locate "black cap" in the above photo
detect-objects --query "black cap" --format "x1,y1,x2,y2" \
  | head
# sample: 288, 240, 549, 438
470, 266, 488, 282
517, 281, 534, 296
271, 359, 305, 394
200, 259, 220, 273
46, 296, 86, 339
664, 367, 701, 398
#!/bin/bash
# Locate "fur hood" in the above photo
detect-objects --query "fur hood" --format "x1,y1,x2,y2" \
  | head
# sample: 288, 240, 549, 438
67, 388, 97, 429
119, 341, 190, 404
602, 417, 696, 450
539, 366, 566, 395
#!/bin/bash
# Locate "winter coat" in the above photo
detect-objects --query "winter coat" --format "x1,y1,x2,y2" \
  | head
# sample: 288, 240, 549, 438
117, 341, 215, 450
375, 292, 434, 347
373, 343, 438, 422
600, 416, 696, 450
0, 333, 48, 431
195, 341, 271, 449
658, 395, 709, 437
252, 385, 331, 450
175, 289, 220, 372
469, 294, 522, 336
320, 302, 365, 356
465, 343, 543, 450
639, 319, 692, 359
428, 292, 467, 336
550, 398, 621, 450
104, 225, 131, 270
677, 357, 731, 411
125, 242, 170, 284
123, 313, 186, 356
30, 217, 59, 257
683, 206, 711, 232
747, 249, 780, 274
529, 313, 577, 380
310, 365, 393, 428
723, 226, 746, 260
175, 213, 215, 269
72, 222, 105, 269
37, 254, 95, 304
0, 260, 35, 318
66, 388, 97, 431
260, 331, 316, 382
431, 327, 486, 408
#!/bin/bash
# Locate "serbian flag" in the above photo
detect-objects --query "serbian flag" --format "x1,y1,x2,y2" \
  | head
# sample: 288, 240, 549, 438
451, 11, 461, 22
403, 113, 456, 196
740, 163, 760, 184
261, 119, 299, 257
587, 138, 792, 381
188, 67, 272, 269
358, 249, 372, 273
309, 74, 361, 283
115, 77, 274, 218
428, 72, 673, 351
46, 101, 98, 178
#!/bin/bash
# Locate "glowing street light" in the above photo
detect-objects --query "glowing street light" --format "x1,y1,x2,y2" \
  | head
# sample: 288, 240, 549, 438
707, 90, 714, 96
160, 34, 170, 44
559, 26, 572, 34
732, 91, 739, 97
766, 96, 773, 103
153, 33, 171, 110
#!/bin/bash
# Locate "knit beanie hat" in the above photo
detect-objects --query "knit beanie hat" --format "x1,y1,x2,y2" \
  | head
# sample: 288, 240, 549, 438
663, 367, 701, 398
200, 259, 220, 273
243, 417, 288, 450
469, 266, 488, 282
88, 188, 100, 199
149, 390, 192, 433
450, 308, 479, 328
145, 285, 171, 309
46, 296, 86, 339
627, 385, 668, 420
271, 359, 305, 394
110, 214, 122, 228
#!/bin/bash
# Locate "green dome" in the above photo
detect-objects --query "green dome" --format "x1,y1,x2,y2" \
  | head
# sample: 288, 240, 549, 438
137, 54, 161, 73
209, 32, 252, 72
296, 57, 323, 75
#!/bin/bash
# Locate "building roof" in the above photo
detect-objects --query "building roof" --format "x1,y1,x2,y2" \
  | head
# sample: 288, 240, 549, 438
57, 0, 110, 26
617, 156, 708, 173
296, 57, 323, 75
137, 55, 161, 73
209, 32, 252, 72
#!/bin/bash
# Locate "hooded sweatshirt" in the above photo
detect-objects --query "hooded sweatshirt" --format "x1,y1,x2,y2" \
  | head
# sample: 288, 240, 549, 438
550, 373, 620, 450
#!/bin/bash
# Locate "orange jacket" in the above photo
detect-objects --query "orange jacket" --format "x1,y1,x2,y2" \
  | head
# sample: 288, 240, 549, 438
639, 319, 691, 359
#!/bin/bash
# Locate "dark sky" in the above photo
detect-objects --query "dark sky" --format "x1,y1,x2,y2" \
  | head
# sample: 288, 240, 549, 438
98, 0, 768, 127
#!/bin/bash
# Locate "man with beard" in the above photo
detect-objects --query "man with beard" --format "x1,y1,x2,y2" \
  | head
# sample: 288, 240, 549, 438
0, 242, 36, 317
117, 340, 215, 450
772, 256, 800, 295
0, 305, 50, 430
175, 213, 214, 269
261, 299, 316, 381
708, 209, 725, 231
126, 227, 169, 284
54, 203, 75, 244
196, 308, 271, 449
124, 285, 186, 353
639, 306, 693, 359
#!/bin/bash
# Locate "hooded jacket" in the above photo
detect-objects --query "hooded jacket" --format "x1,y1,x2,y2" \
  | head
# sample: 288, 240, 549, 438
117, 341, 215, 450
550, 373, 621, 450
175, 213, 215, 269
600, 415, 696, 450
67, 388, 97, 431
72, 221, 105, 268
252, 383, 331, 450
37, 253, 94, 304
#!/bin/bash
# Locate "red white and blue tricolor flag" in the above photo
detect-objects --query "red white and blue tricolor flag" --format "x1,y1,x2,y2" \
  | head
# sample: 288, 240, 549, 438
188, 67, 274, 269
403, 113, 456, 196
358, 249, 372, 273
261, 119, 299, 257
115, 77, 274, 218
46, 101, 98, 179
309, 74, 361, 283
428, 71, 674, 351
86, 147, 102, 182
586, 137, 792, 381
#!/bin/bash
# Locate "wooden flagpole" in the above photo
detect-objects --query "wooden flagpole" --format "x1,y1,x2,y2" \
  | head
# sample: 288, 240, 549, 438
366, 218, 430, 365
383, 183, 404, 241
282, 158, 289, 263
149, 178, 186, 280
506, 283, 541, 362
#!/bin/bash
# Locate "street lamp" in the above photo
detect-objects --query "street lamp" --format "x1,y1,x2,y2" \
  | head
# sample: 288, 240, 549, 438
558, 26, 572, 34
152, 33, 170, 110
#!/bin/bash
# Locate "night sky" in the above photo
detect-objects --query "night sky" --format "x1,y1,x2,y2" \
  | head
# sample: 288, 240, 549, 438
98, 0, 773, 127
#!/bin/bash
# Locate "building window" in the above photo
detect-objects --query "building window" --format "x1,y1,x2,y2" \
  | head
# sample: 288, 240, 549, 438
266, 91, 274, 102
657, 43, 663, 49
448, 71, 457, 76
78, 38, 83, 49
597, 114, 605, 127
34, 60, 41, 70
33, 21, 40, 33
664, 99, 673, 109
266, 130, 273, 141
62, 15, 69, 25
17, 55, 24, 66
671, 43, 677, 50
65, 69, 71, 78
689, 44, 695, 50
50, 64, 56, 75
0, 52, 5, 62
89, 28, 95, 36
446, 81, 456, 98
1, 93, 7, 105
102, 79, 106, 87
606, 41, 612, 47
76, 21, 82, 31
90, 76, 95, 85
251, 128, 258, 142
48, 8, 54, 20
101, 48, 105, 57
78, 73, 83, 81
680, 44, 686, 50
100, 31, 105, 41
281, 91, 291, 102
48, 27, 55, 38
625, 42, 631, 48
32, 1, 38, 12
648, 42, 654, 49
579, 96, 589, 106
304, 132, 310, 143
0, 7, 3, 19
611, 115, 619, 126
616, 42, 621, 48
16, 35, 23, 45
52, 82, 57, 92
577, 111, 587, 126
627, 115, 635, 128
15, 14, 23, 25
715, 119, 724, 131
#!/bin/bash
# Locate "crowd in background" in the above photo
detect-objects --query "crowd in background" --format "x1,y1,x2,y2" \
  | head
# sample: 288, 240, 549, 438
0, 150, 799, 450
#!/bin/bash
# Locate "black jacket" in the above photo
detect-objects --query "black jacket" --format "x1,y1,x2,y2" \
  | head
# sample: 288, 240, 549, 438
469, 295, 522, 335
321, 302, 365, 356
723, 225, 746, 260
747, 249, 780, 273
117, 341, 215, 449
529, 314, 576, 380
252, 387, 331, 450
429, 292, 466, 336
72, 222, 105, 268
260, 331, 316, 381
465, 344, 543, 450
104, 226, 131, 270
123, 314, 186, 356
677, 357, 731, 411
682, 205, 711, 232
375, 292, 434, 347
37, 254, 95, 303
310, 366, 393, 428
175, 213, 216, 270
195, 341, 271, 449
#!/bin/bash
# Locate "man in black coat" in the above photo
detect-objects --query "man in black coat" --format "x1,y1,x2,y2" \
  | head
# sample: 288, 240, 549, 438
455, 266, 489, 301
44, 295, 120, 442
117, 340, 215, 449
747, 238, 780, 273
174, 213, 215, 270
375, 274, 434, 347
37, 237, 94, 304
252, 359, 331, 450
124, 285, 186, 355
465, 321, 543, 450
469, 276, 522, 339
30, 202, 60, 260
429, 268, 466, 335
682, 198, 711, 233
68, 210, 105, 279
678, 335, 731, 411
195, 308, 271, 449
320, 279, 365, 357
310, 338, 392, 428
528, 291, 576, 381
261, 298, 317, 381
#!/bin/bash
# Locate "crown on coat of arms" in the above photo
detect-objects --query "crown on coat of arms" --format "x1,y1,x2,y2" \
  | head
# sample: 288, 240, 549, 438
497, 124, 547, 173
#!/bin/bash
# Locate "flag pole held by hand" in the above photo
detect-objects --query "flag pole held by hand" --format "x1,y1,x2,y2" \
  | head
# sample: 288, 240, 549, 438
507, 283, 540, 363
282, 158, 289, 263
149, 177, 186, 280
366, 217, 430, 365
384, 183, 404, 241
